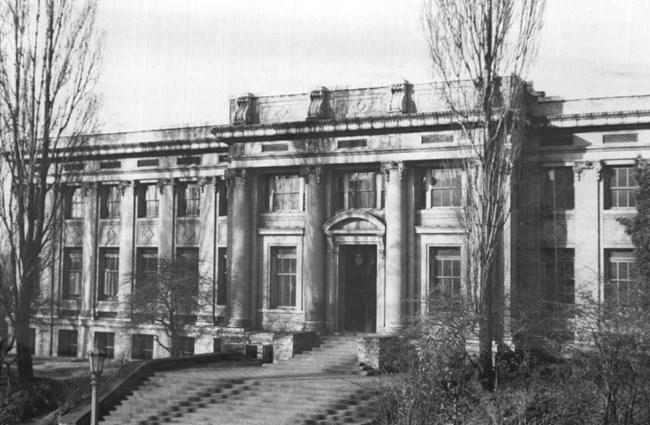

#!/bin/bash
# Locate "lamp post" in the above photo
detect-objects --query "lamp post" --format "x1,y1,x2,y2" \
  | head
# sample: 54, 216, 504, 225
88, 348, 105, 425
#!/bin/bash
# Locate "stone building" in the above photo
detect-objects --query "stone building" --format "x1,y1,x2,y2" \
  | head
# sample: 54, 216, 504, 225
30, 81, 650, 360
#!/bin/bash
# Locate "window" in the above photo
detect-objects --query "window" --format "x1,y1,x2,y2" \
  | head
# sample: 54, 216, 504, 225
605, 250, 635, 305
429, 247, 461, 297
337, 172, 383, 210
270, 247, 297, 308
177, 248, 199, 297
265, 175, 302, 212
65, 187, 84, 219
542, 167, 574, 210
174, 336, 195, 357
606, 167, 636, 208
63, 248, 82, 298
177, 182, 200, 217
137, 184, 159, 218
94, 332, 115, 359
131, 334, 154, 360
99, 249, 119, 300
542, 248, 575, 304
57, 330, 78, 357
137, 248, 158, 286
415, 168, 462, 208
100, 185, 121, 218
217, 248, 227, 305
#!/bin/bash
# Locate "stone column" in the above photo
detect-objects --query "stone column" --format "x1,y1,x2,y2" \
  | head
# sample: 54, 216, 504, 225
197, 177, 216, 324
301, 166, 327, 332
158, 179, 174, 259
226, 169, 252, 328
81, 182, 98, 317
381, 162, 405, 334
117, 182, 134, 319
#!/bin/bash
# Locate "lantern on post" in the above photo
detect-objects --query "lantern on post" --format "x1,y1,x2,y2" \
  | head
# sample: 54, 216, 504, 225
88, 348, 105, 425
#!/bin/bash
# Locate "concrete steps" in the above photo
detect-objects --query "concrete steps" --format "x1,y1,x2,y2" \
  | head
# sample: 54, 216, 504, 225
99, 336, 381, 425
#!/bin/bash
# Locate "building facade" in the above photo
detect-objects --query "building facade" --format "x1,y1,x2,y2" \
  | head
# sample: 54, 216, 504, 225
30, 81, 650, 360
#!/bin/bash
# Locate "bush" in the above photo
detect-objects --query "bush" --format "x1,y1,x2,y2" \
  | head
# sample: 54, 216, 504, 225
0, 381, 57, 425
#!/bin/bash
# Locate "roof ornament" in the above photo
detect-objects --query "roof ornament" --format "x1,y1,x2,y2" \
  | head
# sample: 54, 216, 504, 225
307, 87, 330, 120
388, 80, 415, 114
233, 93, 255, 125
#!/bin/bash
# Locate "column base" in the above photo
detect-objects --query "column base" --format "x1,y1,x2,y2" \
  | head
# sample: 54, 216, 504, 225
381, 324, 404, 335
302, 320, 326, 333
228, 318, 252, 329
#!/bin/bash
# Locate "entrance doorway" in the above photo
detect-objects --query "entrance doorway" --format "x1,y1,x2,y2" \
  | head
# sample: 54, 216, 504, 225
341, 244, 377, 332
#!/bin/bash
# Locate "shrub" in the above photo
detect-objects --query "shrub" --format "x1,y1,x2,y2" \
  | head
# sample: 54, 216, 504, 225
0, 381, 56, 425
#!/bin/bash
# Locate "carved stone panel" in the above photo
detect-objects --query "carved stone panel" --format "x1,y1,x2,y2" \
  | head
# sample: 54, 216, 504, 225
136, 220, 158, 246
64, 222, 83, 246
99, 222, 120, 246
176, 219, 199, 246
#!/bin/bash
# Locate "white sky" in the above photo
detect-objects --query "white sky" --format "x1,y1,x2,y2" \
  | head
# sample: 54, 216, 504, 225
96, 0, 650, 132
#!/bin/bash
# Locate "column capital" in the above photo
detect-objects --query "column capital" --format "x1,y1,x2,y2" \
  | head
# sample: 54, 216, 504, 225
573, 160, 604, 181
118, 180, 132, 196
300, 166, 323, 184
381, 161, 405, 182
156, 178, 173, 194
82, 182, 98, 197
225, 168, 247, 188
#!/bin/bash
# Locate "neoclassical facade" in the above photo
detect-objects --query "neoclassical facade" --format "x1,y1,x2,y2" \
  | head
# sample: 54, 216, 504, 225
30, 81, 650, 360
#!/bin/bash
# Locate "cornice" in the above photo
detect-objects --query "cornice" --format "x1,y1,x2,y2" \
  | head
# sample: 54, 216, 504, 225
531, 109, 650, 129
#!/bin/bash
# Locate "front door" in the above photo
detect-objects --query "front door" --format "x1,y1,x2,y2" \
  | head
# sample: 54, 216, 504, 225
341, 244, 377, 332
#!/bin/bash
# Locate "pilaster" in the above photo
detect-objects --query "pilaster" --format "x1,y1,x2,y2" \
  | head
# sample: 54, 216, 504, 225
573, 160, 602, 302
81, 182, 98, 317
197, 177, 216, 324
117, 182, 134, 319
301, 166, 327, 332
381, 161, 405, 334
158, 179, 174, 259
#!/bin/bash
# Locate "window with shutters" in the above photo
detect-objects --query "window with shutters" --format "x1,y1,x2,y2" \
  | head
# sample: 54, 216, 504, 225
100, 185, 121, 218
58, 330, 78, 357
94, 332, 115, 359
131, 334, 154, 360
177, 182, 200, 217
137, 184, 159, 217
270, 247, 297, 308
63, 249, 82, 298
606, 167, 637, 209
264, 175, 302, 212
543, 248, 575, 304
99, 248, 119, 300
336, 172, 384, 210
541, 167, 574, 210
605, 250, 636, 305
429, 247, 462, 297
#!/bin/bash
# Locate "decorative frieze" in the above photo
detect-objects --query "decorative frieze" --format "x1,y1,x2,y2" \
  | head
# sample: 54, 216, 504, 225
380, 161, 405, 182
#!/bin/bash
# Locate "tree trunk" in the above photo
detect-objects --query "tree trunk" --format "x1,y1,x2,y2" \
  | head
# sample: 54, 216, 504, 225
478, 277, 495, 390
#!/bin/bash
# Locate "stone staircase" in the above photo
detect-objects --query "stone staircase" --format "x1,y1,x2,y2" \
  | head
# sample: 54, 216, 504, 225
99, 336, 382, 425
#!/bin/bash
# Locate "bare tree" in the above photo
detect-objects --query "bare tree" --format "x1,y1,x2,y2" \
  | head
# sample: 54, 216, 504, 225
422, 0, 545, 389
126, 257, 212, 357
0, 0, 102, 383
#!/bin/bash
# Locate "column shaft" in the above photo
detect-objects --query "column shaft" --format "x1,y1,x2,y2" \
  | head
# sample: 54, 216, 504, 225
227, 170, 252, 328
382, 162, 405, 334
82, 183, 98, 316
158, 180, 174, 259
302, 167, 326, 332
